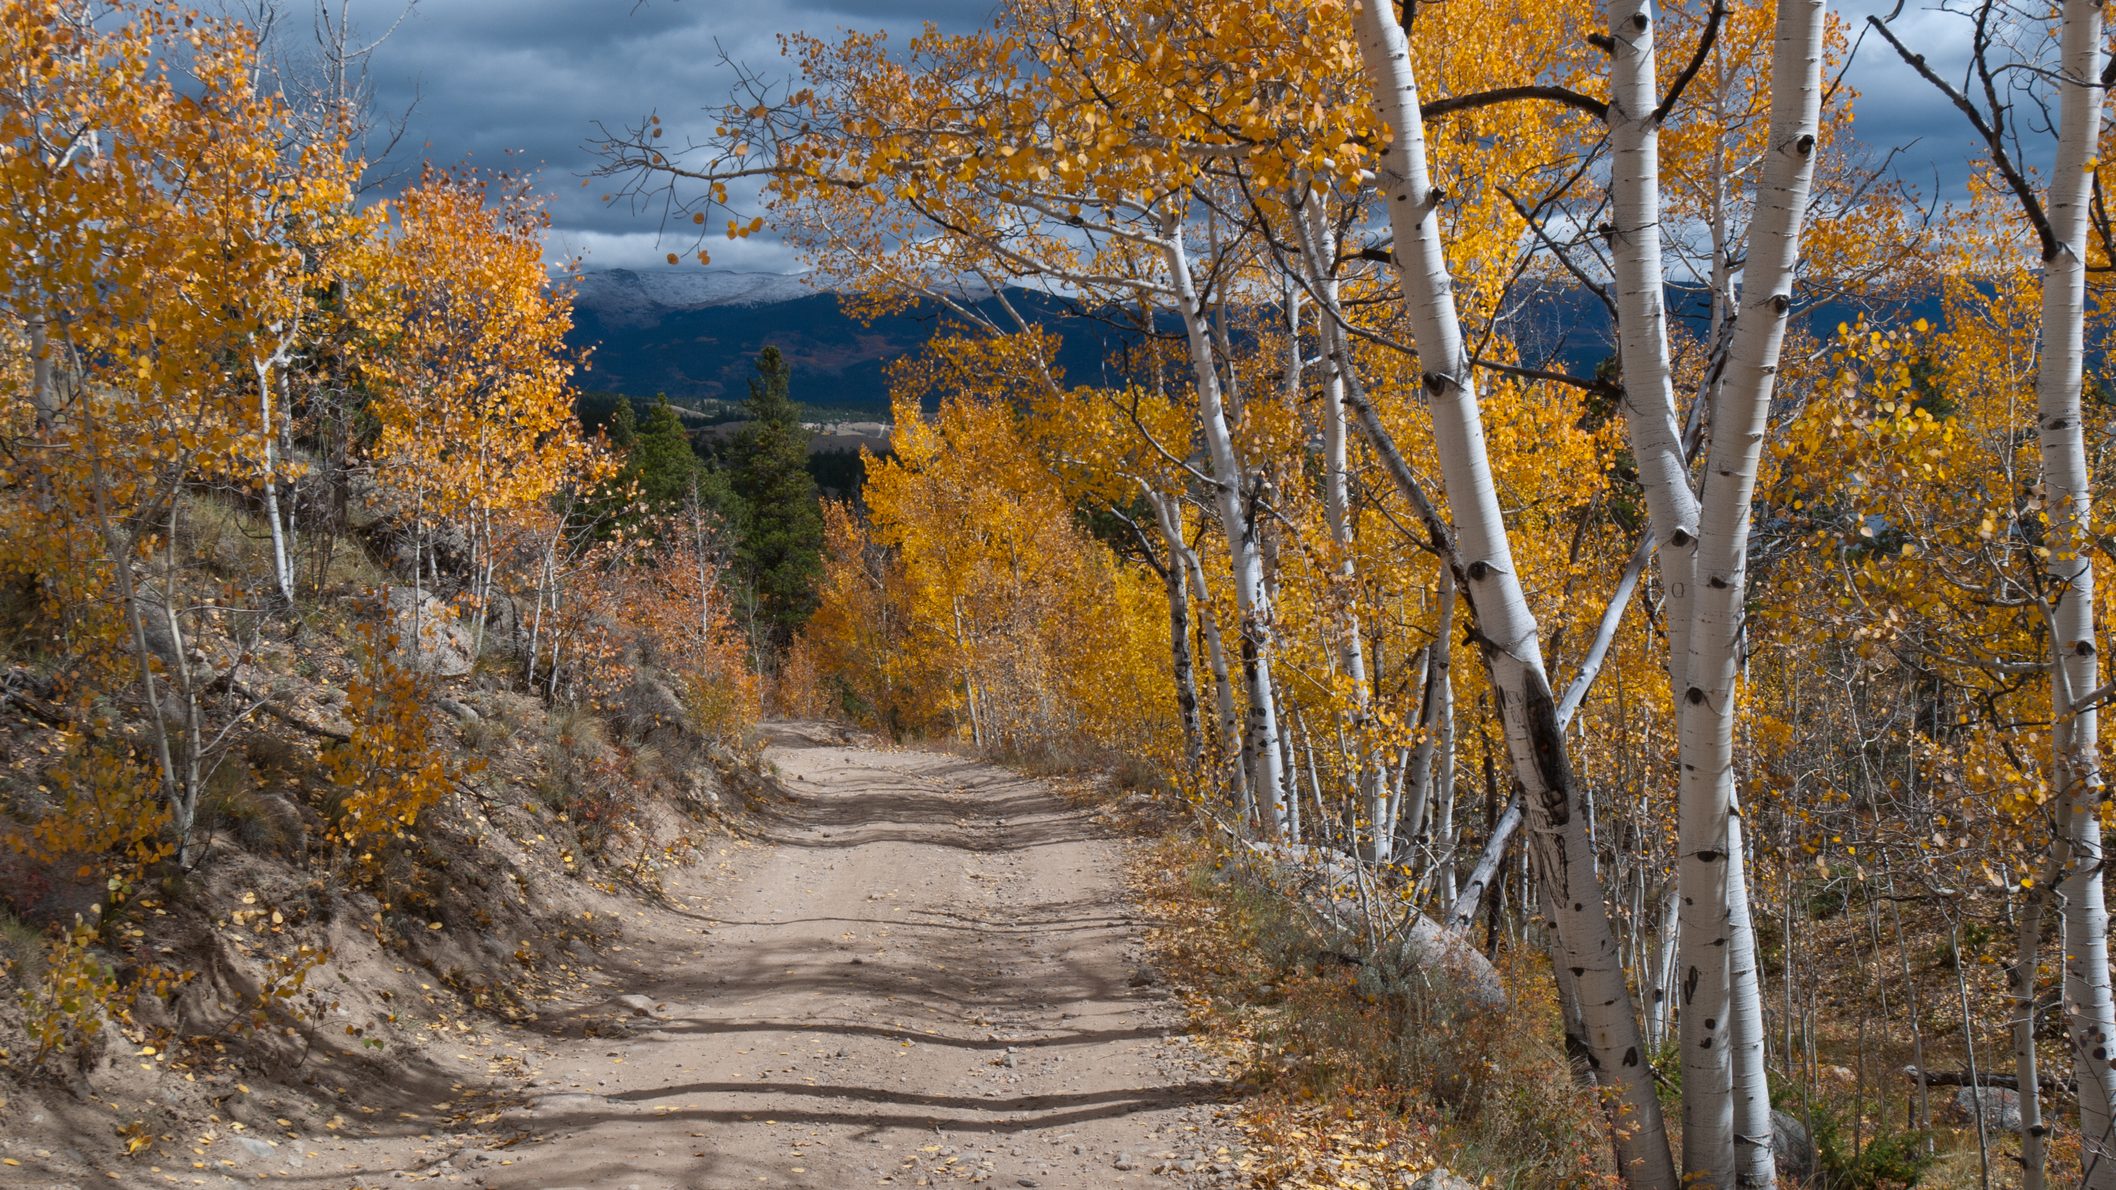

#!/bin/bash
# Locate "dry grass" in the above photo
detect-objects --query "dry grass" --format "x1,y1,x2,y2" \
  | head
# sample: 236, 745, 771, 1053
1132, 834, 1621, 1189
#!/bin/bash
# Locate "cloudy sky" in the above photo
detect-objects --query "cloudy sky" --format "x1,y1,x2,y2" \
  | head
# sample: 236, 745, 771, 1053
299, 0, 1987, 275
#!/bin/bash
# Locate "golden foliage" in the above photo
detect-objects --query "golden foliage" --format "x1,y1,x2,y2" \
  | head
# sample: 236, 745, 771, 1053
322, 615, 477, 863
800, 337, 1179, 764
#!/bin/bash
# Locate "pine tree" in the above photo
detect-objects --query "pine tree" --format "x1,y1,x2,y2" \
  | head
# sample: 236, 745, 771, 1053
632, 397, 703, 511
729, 347, 824, 650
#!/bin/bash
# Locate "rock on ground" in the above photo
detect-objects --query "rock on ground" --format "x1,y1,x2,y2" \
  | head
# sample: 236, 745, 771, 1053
385, 586, 476, 677
1948, 1085, 2025, 1132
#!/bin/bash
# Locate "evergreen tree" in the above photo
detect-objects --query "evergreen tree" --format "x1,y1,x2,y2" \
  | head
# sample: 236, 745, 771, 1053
632, 397, 703, 510
729, 346, 824, 649
579, 396, 708, 540
608, 400, 638, 448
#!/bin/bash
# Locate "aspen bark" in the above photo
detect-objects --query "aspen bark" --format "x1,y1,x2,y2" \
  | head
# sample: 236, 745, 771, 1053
1163, 224, 1289, 834
1141, 489, 1207, 771
2039, 3, 2116, 1176
1350, 4, 1676, 1183
2014, 866, 2058, 1190
1726, 813, 1773, 1185
1173, 516, 1252, 817
1605, 0, 1702, 663
254, 351, 297, 609
1674, 1, 1826, 1183
1303, 207, 1390, 860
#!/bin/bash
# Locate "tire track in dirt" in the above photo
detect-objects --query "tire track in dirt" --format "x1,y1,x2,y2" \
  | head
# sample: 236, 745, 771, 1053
476, 722, 1241, 1189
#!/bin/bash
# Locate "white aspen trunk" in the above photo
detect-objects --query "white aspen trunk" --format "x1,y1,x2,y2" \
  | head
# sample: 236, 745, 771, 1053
1403, 576, 1459, 860
1605, 0, 1702, 656
1675, 2, 1825, 1183
545, 566, 565, 701
526, 535, 555, 688
1644, 883, 1680, 1051
1161, 551, 1206, 770
29, 315, 59, 439
952, 596, 985, 750
1163, 224, 1289, 834
1726, 812, 1773, 1185
1446, 791, 1522, 933
1276, 679, 1302, 841
1428, 568, 1459, 897
2041, 2, 2116, 1173
1397, 646, 1433, 846
1350, 6, 1676, 1183
160, 509, 205, 868
81, 402, 190, 857
1329, 351, 1389, 860
1384, 743, 1410, 855
2014, 859, 2061, 1190
469, 508, 494, 659
1607, 8, 1757, 1177
253, 351, 297, 609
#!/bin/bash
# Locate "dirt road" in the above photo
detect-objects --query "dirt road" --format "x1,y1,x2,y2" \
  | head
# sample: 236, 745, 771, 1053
4, 728, 1239, 1190
473, 723, 1237, 1188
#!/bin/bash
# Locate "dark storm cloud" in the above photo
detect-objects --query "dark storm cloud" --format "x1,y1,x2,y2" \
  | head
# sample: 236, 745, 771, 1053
318, 0, 997, 268
1841, 1, 1994, 205
314, 0, 1995, 272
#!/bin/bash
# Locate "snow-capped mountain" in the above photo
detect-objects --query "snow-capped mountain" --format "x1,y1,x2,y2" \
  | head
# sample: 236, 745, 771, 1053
571, 268, 820, 329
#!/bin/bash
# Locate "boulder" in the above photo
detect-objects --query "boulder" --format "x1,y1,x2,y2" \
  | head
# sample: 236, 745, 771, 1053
616, 672, 691, 738
1772, 1109, 1818, 1185
436, 696, 481, 723
1244, 841, 1504, 1008
384, 587, 475, 677
1948, 1085, 2024, 1132
1410, 1169, 1478, 1190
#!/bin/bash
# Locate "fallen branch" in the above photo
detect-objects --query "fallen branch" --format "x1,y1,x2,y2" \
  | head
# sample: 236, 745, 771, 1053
1905, 1064, 2075, 1095
0, 667, 67, 726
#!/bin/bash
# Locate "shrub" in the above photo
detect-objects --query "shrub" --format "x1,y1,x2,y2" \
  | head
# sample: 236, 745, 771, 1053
1806, 1096, 1935, 1189
19, 918, 130, 1077
321, 617, 478, 869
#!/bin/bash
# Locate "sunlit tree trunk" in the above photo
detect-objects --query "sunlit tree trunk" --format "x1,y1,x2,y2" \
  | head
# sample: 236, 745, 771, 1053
1163, 222, 1289, 834
1350, 4, 1676, 1183
2038, 2, 2116, 1175
1674, 1, 1826, 1183
253, 348, 297, 609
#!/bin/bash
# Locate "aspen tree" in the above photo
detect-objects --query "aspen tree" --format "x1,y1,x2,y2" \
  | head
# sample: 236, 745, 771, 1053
1347, 2, 1679, 1182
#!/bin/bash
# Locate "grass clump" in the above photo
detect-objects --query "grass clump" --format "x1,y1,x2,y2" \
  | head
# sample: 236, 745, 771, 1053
1136, 837, 1619, 1188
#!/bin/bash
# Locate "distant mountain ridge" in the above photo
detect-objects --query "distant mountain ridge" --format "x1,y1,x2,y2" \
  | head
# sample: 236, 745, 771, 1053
565, 268, 1928, 415
566, 268, 1135, 413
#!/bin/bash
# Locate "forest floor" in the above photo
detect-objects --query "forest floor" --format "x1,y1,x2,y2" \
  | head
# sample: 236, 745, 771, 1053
1, 721, 1242, 1189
